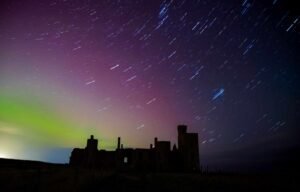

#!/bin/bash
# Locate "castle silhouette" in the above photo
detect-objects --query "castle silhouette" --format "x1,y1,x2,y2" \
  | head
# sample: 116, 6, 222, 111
70, 125, 199, 172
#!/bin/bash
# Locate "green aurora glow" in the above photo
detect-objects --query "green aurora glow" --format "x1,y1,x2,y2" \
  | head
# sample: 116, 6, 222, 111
0, 95, 114, 148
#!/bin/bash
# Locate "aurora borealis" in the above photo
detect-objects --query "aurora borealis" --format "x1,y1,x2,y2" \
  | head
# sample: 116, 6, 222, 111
0, 0, 299, 169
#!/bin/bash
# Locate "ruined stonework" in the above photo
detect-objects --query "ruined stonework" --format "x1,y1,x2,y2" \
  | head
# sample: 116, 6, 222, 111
69, 125, 199, 172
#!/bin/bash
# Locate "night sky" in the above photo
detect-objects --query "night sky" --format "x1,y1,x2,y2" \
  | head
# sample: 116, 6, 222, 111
0, 0, 299, 171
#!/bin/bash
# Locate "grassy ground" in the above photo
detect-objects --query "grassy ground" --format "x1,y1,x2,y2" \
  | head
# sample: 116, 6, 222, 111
0, 159, 298, 191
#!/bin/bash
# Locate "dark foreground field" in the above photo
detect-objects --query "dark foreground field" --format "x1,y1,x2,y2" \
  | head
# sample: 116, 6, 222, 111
0, 158, 298, 192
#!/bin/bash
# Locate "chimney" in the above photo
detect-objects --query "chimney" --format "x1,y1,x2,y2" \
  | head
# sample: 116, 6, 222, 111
154, 137, 158, 148
86, 135, 98, 151
177, 125, 187, 135
117, 137, 121, 149
177, 125, 187, 151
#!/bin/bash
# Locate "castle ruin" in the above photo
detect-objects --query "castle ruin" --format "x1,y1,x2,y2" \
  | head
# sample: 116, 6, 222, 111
69, 125, 199, 172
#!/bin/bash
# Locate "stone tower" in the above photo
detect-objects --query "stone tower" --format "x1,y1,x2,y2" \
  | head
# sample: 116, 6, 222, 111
177, 125, 200, 171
